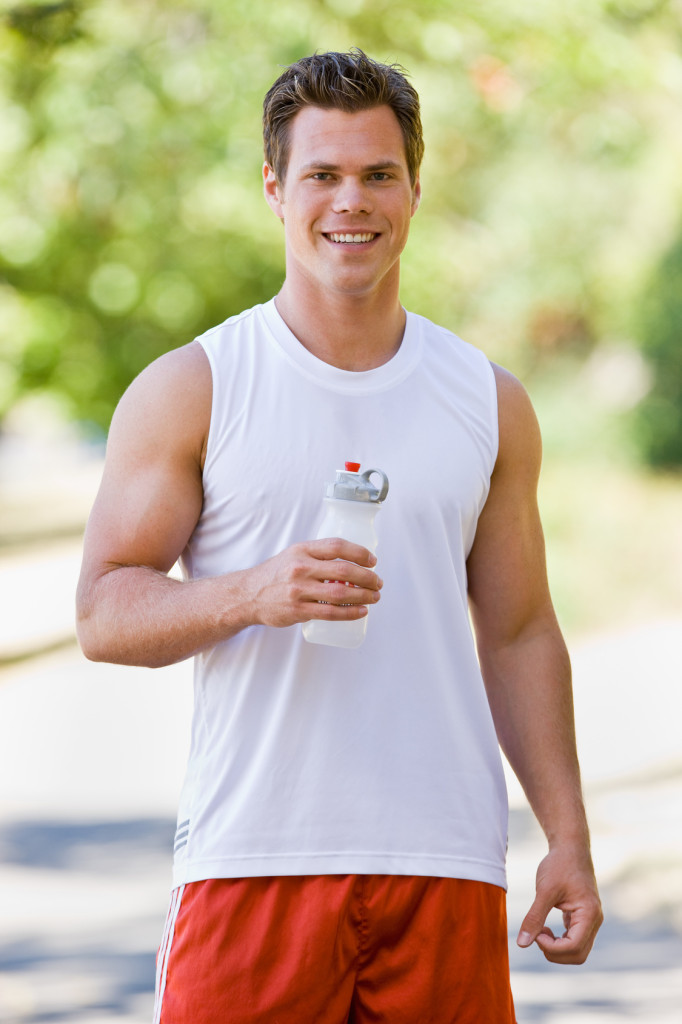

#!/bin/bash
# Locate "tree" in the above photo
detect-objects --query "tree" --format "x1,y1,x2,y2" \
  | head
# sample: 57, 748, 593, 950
1, 0, 681, 449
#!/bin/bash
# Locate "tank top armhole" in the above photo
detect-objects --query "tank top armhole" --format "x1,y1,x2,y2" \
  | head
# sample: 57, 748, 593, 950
196, 337, 219, 477
486, 358, 500, 474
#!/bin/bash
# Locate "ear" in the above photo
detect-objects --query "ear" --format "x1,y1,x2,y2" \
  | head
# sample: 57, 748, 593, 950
263, 162, 284, 221
411, 176, 422, 217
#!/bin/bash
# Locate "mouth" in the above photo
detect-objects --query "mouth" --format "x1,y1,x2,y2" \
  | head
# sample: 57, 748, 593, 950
323, 232, 378, 244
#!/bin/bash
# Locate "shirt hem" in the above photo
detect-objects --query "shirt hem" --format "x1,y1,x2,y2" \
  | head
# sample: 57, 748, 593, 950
173, 853, 507, 891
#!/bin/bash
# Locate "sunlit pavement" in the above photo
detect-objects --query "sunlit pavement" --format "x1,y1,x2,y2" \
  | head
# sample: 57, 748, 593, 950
1, 436, 681, 1022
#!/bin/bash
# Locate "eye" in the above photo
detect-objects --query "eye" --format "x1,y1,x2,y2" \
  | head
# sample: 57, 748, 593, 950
311, 172, 333, 181
369, 172, 391, 181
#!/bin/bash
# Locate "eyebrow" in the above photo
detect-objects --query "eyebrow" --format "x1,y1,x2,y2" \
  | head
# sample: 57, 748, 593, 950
298, 160, 405, 174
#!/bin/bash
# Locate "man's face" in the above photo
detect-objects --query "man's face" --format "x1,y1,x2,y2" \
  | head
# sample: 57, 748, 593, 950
263, 104, 421, 301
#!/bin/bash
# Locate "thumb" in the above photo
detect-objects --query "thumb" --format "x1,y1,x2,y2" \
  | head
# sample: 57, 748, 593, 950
517, 892, 553, 948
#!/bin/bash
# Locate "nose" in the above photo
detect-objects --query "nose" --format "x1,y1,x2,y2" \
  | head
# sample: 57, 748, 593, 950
331, 176, 373, 215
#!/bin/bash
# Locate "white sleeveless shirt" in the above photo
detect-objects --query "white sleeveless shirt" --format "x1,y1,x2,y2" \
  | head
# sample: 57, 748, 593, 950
173, 299, 508, 889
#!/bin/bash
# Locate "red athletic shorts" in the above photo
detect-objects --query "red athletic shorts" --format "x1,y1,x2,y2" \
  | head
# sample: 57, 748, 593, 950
154, 875, 517, 1023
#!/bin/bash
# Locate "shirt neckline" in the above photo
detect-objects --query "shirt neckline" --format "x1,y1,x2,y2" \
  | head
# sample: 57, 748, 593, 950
260, 298, 422, 395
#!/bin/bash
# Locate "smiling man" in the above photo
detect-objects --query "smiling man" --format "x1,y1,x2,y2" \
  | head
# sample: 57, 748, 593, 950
77, 50, 602, 1023
263, 102, 421, 369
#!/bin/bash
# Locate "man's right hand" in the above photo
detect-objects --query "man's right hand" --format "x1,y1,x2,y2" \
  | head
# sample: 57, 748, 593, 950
242, 538, 383, 629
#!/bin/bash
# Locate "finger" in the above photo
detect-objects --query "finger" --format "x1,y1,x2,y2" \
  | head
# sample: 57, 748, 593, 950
305, 600, 370, 622
311, 579, 381, 610
535, 930, 591, 965
320, 559, 383, 591
517, 893, 555, 948
535, 907, 601, 965
308, 536, 378, 567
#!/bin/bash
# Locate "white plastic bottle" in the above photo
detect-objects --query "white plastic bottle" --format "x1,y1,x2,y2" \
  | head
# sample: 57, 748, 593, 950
302, 462, 389, 649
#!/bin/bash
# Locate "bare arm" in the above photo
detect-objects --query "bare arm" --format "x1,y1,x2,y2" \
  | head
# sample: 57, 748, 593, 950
467, 364, 602, 965
76, 343, 381, 668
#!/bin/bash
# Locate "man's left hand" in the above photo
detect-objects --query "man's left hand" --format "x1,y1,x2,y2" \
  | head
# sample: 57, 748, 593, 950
517, 845, 603, 965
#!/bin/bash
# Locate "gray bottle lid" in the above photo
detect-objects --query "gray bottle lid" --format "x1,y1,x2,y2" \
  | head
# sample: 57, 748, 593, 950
325, 462, 389, 503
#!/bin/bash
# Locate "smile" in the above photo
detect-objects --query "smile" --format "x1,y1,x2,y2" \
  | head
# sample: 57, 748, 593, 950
325, 233, 377, 244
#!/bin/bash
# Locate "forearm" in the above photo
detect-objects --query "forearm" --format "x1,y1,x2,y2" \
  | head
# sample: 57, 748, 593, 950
481, 622, 603, 960
480, 620, 590, 849
76, 565, 253, 668
77, 538, 382, 669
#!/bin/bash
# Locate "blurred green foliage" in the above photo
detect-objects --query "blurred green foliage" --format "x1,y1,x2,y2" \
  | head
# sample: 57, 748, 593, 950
635, 233, 682, 467
1, 0, 681, 454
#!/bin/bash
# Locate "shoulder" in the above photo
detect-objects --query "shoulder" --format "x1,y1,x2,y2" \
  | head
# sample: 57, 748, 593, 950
109, 342, 212, 469
490, 363, 542, 480
113, 341, 211, 425
491, 361, 534, 409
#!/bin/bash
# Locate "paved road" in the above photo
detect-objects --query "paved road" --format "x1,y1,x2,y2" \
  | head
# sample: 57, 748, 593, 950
1, 435, 681, 1022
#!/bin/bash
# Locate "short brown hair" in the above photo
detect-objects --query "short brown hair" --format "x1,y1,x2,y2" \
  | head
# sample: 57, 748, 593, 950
263, 48, 424, 186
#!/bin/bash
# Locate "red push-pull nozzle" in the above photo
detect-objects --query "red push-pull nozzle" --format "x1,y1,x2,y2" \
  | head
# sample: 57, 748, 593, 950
345, 461, 361, 472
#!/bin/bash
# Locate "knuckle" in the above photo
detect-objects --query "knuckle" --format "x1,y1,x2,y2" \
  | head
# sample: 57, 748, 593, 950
286, 582, 304, 604
329, 566, 352, 585
324, 537, 345, 558
327, 580, 356, 602
289, 558, 308, 580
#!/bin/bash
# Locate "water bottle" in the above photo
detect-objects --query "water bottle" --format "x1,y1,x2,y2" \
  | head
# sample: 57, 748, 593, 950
302, 461, 389, 649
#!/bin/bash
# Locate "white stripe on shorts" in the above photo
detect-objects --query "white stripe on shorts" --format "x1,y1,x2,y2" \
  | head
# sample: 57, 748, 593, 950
153, 884, 185, 1024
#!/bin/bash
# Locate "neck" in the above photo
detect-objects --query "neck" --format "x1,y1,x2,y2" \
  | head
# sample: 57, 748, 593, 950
274, 278, 406, 371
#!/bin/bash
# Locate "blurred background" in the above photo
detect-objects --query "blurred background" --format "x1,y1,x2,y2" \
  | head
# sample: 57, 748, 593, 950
0, 0, 680, 1021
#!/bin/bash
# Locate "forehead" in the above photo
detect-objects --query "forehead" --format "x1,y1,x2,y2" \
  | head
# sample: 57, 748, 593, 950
286, 104, 408, 171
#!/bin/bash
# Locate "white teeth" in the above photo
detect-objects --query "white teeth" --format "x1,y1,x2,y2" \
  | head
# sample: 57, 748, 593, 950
328, 233, 376, 243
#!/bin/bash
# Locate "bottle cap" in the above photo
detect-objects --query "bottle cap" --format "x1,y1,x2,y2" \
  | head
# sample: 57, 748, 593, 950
325, 463, 389, 503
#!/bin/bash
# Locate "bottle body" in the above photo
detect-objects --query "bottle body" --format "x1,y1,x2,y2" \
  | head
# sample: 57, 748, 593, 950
302, 497, 380, 649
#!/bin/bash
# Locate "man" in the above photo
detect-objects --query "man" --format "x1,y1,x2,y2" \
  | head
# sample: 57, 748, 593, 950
77, 49, 602, 1023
